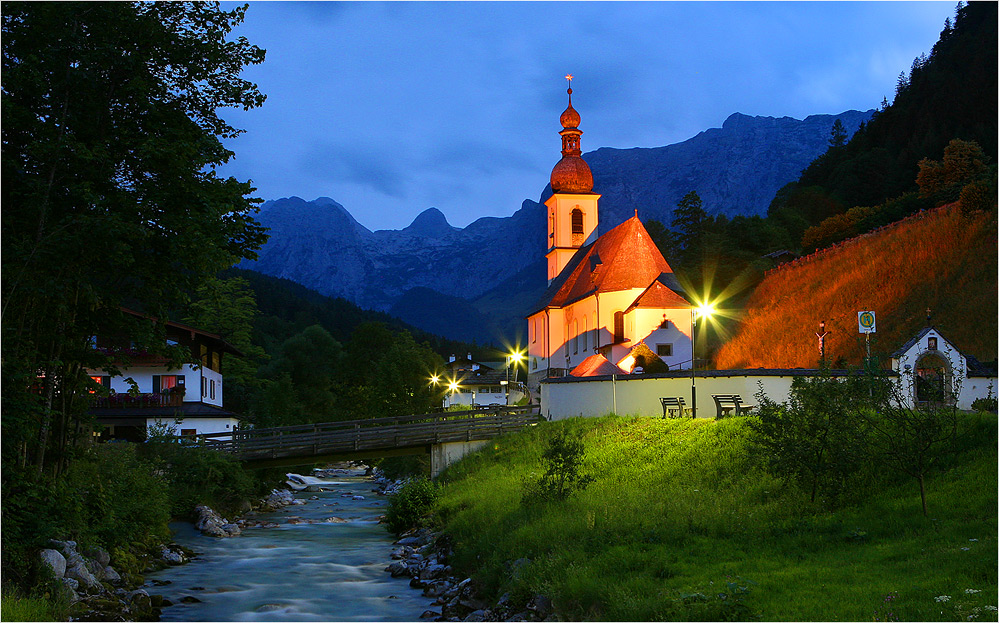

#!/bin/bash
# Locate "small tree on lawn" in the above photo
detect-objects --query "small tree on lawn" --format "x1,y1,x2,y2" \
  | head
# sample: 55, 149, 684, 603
860, 361, 960, 517
523, 430, 594, 504
749, 370, 868, 506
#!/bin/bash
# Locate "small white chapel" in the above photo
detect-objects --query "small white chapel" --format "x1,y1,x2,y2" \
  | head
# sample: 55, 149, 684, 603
527, 78, 694, 390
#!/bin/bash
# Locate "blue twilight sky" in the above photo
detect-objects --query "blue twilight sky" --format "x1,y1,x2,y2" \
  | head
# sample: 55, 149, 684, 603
218, 1, 956, 231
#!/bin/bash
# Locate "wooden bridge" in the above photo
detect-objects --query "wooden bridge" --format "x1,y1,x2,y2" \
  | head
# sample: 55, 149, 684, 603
178, 405, 544, 472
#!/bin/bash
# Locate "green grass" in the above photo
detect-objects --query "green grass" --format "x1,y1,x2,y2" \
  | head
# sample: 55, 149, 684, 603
0, 588, 66, 622
435, 414, 998, 621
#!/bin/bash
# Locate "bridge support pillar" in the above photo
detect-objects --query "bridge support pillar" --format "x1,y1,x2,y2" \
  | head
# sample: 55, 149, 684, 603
430, 440, 490, 478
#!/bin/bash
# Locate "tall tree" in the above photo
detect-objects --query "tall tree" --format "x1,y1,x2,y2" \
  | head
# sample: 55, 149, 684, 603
670, 191, 709, 268
828, 119, 848, 149
1, 2, 268, 473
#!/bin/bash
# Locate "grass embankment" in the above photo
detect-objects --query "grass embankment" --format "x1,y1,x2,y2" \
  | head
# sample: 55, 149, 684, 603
715, 206, 998, 369
436, 415, 997, 621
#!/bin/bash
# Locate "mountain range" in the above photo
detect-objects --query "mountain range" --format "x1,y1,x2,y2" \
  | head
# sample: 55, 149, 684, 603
242, 110, 873, 344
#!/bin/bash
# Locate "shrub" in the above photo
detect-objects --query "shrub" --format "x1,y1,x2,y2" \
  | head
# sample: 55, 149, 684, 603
971, 396, 998, 413
522, 430, 594, 504
56, 444, 172, 550
384, 477, 440, 535
140, 441, 260, 519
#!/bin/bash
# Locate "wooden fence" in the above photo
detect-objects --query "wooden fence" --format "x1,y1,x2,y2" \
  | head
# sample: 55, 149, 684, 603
175, 405, 543, 462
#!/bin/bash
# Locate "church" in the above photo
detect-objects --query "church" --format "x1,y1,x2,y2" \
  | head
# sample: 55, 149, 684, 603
527, 80, 694, 389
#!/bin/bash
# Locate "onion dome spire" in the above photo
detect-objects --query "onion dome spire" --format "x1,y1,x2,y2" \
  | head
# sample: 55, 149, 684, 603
550, 74, 594, 194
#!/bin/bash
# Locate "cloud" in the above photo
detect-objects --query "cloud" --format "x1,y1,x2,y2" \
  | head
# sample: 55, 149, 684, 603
299, 142, 408, 198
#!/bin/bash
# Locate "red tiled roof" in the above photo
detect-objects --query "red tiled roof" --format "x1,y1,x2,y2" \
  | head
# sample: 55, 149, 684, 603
570, 354, 625, 377
534, 216, 680, 312
625, 278, 690, 312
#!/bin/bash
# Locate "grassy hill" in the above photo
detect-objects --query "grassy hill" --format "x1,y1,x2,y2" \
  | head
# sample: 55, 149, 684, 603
713, 204, 997, 369
435, 414, 997, 621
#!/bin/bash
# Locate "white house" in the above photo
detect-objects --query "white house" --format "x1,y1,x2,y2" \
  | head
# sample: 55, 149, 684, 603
88, 310, 243, 440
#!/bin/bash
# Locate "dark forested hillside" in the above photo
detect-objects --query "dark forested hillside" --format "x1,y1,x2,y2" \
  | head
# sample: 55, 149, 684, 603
227, 268, 491, 361
769, 1, 996, 232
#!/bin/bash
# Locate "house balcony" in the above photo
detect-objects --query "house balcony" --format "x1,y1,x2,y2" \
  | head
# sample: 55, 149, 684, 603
92, 392, 184, 409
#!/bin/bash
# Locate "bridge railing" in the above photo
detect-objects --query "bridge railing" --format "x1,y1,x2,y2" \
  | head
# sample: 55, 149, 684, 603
173, 404, 542, 459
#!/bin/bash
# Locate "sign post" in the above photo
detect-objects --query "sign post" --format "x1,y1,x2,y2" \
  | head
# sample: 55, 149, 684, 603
858, 311, 876, 363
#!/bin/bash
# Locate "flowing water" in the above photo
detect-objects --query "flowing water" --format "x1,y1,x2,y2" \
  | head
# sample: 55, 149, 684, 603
145, 469, 433, 621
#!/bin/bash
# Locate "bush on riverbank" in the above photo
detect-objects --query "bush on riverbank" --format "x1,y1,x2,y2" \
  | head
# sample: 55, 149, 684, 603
435, 414, 997, 621
385, 477, 441, 536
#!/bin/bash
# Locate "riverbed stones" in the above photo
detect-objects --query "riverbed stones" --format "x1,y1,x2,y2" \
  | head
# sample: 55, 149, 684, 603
160, 545, 185, 565
386, 561, 410, 577
194, 505, 242, 538
391, 545, 416, 559
526, 595, 553, 619
40, 548, 67, 578
67, 561, 102, 592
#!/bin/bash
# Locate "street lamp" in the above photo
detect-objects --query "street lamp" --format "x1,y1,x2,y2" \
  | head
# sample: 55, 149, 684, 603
506, 350, 525, 404
690, 302, 715, 418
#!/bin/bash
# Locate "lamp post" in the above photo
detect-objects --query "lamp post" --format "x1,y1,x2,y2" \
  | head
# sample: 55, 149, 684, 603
690, 303, 714, 418
507, 350, 524, 405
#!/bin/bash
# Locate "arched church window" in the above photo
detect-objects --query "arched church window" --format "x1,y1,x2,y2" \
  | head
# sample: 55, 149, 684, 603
571, 208, 584, 245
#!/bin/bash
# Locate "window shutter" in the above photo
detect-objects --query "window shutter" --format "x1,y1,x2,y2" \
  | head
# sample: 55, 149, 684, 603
152, 375, 161, 394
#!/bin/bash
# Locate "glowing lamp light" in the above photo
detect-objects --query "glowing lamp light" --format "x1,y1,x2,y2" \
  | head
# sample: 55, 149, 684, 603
696, 303, 715, 320
448, 380, 459, 393
429, 374, 439, 385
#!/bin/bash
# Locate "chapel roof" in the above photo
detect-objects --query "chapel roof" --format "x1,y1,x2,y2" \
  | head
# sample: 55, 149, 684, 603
570, 353, 625, 377
532, 215, 683, 313
625, 275, 691, 312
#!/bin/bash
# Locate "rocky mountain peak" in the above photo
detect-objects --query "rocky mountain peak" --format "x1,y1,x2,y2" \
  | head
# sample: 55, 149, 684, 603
403, 207, 457, 237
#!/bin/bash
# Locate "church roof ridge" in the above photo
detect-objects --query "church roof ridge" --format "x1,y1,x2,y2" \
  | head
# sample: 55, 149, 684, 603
532, 215, 679, 313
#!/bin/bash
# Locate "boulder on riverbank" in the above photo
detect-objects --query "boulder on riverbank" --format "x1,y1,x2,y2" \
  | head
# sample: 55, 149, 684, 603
194, 505, 242, 538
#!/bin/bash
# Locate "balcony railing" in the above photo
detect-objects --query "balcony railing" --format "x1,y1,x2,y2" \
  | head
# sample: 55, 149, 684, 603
92, 392, 184, 409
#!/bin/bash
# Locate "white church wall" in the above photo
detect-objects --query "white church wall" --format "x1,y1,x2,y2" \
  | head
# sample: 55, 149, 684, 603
541, 373, 796, 420
626, 308, 693, 370
959, 376, 997, 410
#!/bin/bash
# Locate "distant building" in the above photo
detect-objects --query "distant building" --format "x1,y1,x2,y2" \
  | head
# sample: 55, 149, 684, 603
87, 309, 243, 441
443, 354, 525, 407
527, 80, 692, 393
891, 325, 996, 408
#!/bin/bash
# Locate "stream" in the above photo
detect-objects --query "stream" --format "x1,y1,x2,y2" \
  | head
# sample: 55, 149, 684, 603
144, 469, 434, 621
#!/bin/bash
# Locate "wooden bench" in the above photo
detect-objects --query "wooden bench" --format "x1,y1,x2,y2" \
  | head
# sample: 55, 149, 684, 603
660, 397, 689, 418
711, 394, 755, 418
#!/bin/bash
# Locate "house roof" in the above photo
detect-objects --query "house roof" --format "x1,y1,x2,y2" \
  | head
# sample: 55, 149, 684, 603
966, 354, 998, 377
891, 326, 939, 358
625, 276, 691, 312
122, 308, 243, 356
90, 402, 242, 420
570, 354, 625, 377
532, 216, 682, 314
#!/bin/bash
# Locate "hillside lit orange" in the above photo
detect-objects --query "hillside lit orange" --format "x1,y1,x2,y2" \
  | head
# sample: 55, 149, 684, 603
715, 204, 998, 369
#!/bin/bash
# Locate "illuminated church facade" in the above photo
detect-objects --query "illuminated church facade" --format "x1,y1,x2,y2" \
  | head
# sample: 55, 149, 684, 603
527, 80, 694, 386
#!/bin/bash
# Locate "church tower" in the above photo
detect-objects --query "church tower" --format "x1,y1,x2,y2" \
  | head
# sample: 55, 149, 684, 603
545, 76, 600, 284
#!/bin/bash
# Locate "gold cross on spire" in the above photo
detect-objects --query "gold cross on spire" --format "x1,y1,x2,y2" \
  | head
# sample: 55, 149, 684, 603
565, 74, 573, 85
